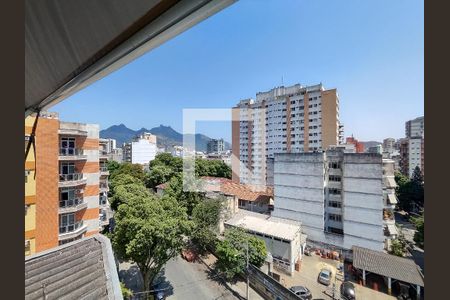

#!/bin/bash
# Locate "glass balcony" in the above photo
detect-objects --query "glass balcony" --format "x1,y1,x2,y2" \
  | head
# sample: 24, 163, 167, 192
100, 165, 109, 176
59, 220, 84, 234
58, 173, 86, 188
59, 173, 83, 181
59, 197, 83, 208
59, 148, 87, 160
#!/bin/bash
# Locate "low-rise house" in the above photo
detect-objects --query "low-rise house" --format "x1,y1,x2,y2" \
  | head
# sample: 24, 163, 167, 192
224, 210, 306, 275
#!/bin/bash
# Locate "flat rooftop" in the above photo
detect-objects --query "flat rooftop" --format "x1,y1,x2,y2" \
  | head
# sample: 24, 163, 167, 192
225, 210, 302, 242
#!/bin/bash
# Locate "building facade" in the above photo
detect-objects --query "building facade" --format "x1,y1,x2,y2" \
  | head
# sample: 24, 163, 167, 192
345, 136, 364, 153
271, 150, 387, 252
224, 210, 306, 275
207, 138, 225, 154
123, 132, 157, 165
405, 116, 424, 138
25, 112, 108, 256
400, 117, 425, 178
232, 83, 341, 190
383, 138, 396, 154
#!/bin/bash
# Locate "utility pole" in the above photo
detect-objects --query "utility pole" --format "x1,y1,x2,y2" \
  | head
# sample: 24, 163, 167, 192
246, 239, 250, 300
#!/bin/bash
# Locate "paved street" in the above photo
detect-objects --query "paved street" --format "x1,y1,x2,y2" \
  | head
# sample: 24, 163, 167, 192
119, 255, 262, 300
158, 256, 239, 300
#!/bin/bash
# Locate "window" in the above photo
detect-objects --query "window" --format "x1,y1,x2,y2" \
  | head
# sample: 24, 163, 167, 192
329, 175, 341, 182
60, 137, 76, 154
59, 213, 75, 233
328, 214, 342, 222
60, 162, 75, 174
329, 188, 341, 195
328, 201, 342, 208
238, 199, 246, 207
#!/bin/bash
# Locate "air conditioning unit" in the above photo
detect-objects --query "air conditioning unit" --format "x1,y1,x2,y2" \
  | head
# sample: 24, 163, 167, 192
25, 240, 30, 248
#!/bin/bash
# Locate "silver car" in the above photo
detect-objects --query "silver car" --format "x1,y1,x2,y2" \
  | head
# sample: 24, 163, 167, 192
318, 268, 332, 286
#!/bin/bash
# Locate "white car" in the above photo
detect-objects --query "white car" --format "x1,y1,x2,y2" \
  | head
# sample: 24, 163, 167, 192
318, 268, 332, 286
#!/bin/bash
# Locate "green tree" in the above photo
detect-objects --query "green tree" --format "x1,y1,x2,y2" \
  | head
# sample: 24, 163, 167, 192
145, 164, 175, 189
191, 197, 225, 253
215, 228, 267, 280
110, 162, 145, 182
110, 173, 144, 192
195, 158, 231, 179
120, 282, 133, 299
389, 231, 408, 257
112, 194, 192, 292
411, 213, 424, 249
107, 160, 121, 173
110, 182, 151, 210
395, 168, 424, 212
150, 153, 183, 173
163, 175, 205, 216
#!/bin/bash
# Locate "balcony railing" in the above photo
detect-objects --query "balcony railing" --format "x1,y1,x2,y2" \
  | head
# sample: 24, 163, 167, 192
59, 173, 84, 182
59, 220, 84, 234
100, 166, 108, 172
59, 148, 84, 156
59, 198, 84, 208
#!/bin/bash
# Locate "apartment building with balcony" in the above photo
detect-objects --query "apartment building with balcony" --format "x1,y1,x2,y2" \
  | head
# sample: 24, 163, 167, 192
232, 83, 340, 191
382, 159, 399, 250
271, 149, 388, 252
25, 112, 105, 255
99, 139, 112, 229
207, 138, 225, 154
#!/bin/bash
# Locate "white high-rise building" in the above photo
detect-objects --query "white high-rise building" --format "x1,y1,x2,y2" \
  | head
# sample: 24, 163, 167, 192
123, 133, 157, 165
232, 83, 340, 190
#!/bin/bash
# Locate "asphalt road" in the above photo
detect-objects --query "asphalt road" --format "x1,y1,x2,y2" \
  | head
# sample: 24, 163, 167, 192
156, 256, 241, 300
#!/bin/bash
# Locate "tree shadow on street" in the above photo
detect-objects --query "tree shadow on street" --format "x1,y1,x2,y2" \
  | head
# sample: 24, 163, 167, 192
204, 263, 247, 300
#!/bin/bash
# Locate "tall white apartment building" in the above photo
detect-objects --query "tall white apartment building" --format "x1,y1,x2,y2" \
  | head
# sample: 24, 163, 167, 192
400, 116, 424, 178
405, 116, 424, 138
271, 149, 389, 252
123, 132, 157, 165
232, 83, 340, 190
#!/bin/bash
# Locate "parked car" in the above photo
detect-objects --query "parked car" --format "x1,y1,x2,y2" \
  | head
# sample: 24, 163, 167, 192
340, 281, 356, 300
318, 269, 332, 286
289, 286, 312, 300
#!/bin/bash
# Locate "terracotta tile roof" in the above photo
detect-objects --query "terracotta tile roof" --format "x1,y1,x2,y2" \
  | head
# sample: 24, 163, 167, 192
157, 176, 273, 203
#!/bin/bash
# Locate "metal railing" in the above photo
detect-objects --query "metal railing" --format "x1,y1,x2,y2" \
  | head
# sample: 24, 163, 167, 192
59, 197, 84, 208
59, 173, 83, 182
100, 166, 108, 172
100, 183, 109, 189
59, 148, 84, 156
59, 220, 84, 234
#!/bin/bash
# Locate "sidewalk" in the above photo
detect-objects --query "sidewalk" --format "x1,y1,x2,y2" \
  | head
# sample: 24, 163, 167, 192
199, 253, 264, 300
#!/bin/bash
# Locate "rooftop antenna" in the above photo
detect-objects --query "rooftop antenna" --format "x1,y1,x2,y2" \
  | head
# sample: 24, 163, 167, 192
281, 75, 284, 86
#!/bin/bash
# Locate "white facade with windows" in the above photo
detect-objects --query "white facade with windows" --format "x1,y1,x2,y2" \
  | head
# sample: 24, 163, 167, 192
123, 133, 157, 165
272, 150, 386, 252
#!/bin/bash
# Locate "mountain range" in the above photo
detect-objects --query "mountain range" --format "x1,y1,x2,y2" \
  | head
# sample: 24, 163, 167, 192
100, 124, 231, 152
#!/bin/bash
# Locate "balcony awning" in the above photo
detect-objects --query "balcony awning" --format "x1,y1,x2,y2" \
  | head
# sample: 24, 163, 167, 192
386, 224, 398, 236
25, 0, 236, 116
387, 193, 398, 204
384, 176, 397, 188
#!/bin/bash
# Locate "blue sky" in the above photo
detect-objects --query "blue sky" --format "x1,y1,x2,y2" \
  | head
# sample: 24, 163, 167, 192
53, 0, 424, 143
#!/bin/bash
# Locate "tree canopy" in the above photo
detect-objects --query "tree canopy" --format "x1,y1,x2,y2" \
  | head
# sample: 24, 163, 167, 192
411, 213, 424, 249
395, 168, 424, 212
145, 164, 175, 189
215, 228, 267, 280
109, 162, 145, 182
191, 197, 225, 253
162, 174, 205, 216
112, 194, 192, 291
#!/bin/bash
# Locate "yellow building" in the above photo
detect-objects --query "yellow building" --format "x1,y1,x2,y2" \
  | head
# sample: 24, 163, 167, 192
25, 116, 37, 255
